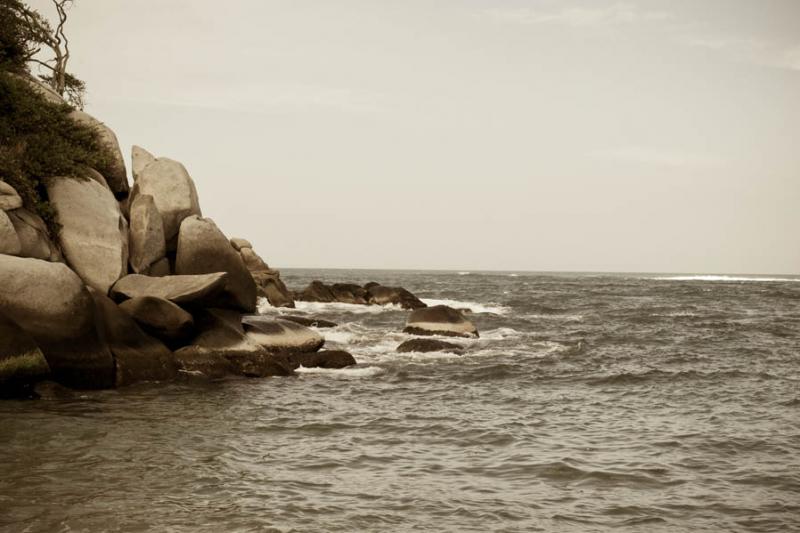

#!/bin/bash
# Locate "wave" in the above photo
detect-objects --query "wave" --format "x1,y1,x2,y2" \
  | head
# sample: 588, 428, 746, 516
421, 298, 511, 315
652, 275, 800, 283
295, 366, 385, 378
258, 298, 404, 315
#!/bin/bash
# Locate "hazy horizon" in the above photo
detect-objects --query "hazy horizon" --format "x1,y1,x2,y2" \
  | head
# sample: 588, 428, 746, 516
28, 0, 800, 274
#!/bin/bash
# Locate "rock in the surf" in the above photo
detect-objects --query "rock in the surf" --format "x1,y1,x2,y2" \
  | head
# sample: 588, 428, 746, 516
330, 283, 369, 305
118, 296, 195, 345
286, 350, 356, 370
279, 315, 337, 328
298, 280, 336, 303
241, 316, 325, 354
366, 283, 427, 310
403, 305, 478, 338
396, 338, 465, 354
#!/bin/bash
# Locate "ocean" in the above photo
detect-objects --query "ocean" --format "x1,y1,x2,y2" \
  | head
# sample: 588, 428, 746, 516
1, 269, 799, 532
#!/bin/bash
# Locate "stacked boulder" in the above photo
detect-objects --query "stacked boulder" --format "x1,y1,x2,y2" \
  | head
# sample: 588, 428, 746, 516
297, 280, 426, 310
231, 237, 295, 308
0, 134, 351, 397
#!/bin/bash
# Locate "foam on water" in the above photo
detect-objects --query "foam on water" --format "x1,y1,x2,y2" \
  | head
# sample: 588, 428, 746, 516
651, 275, 800, 283
295, 365, 385, 378
421, 298, 511, 315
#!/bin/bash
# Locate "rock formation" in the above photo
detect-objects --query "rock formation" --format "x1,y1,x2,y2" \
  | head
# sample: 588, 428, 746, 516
403, 305, 479, 338
128, 194, 166, 274
230, 237, 295, 308
396, 338, 465, 354
297, 280, 426, 310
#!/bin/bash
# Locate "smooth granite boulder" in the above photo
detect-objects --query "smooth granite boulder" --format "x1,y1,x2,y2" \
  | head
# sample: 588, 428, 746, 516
0, 255, 115, 389
131, 145, 156, 181
128, 194, 166, 274
403, 305, 479, 338
47, 175, 129, 293
230, 237, 252, 252
68, 110, 129, 198
239, 247, 269, 271
0, 210, 21, 255
90, 289, 178, 386
175, 216, 257, 313
134, 158, 201, 245
397, 338, 465, 354
241, 316, 325, 354
280, 315, 337, 328
0, 180, 22, 210
286, 350, 356, 370
298, 280, 336, 303
366, 284, 427, 310
5, 208, 60, 261
110, 273, 228, 307
119, 296, 195, 345
0, 312, 50, 398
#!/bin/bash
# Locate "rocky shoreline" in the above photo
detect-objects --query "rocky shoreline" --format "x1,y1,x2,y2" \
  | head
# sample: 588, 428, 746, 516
0, 78, 478, 399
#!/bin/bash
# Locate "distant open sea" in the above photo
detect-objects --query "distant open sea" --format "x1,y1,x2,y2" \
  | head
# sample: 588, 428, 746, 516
1, 269, 799, 532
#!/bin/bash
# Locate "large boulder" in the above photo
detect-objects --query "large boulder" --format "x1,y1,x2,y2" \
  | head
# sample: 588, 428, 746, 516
133, 157, 201, 246
286, 350, 356, 370
110, 273, 228, 307
0, 180, 22, 210
403, 305, 479, 338
397, 338, 464, 354
241, 316, 325, 353
330, 283, 369, 305
90, 289, 177, 386
0, 312, 50, 398
0, 210, 21, 255
174, 309, 293, 379
175, 216, 257, 312
118, 296, 195, 346
366, 284, 427, 310
5, 208, 60, 261
47, 175, 129, 293
238, 245, 295, 308
230, 237, 252, 252
131, 145, 156, 181
298, 280, 336, 303
0, 256, 115, 389
68, 110, 129, 198
128, 194, 166, 274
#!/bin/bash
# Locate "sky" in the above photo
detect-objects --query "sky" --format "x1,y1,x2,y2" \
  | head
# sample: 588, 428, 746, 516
28, 0, 800, 274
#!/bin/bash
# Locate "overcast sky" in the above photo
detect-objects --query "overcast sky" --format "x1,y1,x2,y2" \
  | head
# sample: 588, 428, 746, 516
29, 0, 800, 274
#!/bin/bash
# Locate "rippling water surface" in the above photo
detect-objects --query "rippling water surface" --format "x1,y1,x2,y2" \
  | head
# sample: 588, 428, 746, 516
2, 270, 799, 532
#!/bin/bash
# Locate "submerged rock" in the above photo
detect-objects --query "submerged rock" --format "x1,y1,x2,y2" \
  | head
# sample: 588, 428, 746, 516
280, 315, 337, 328
90, 289, 178, 386
175, 216, 257, 313
396, 338, 464, 354
47, 175, 129, 293
286, 350, 356, 370
330, 283, 369, 305
118, 296, 195, 346
297, 280, 426, 310
0, 256, 115, 389
403, 305, 479, 338
298, 280, 336, 303
110, 273, 228, 307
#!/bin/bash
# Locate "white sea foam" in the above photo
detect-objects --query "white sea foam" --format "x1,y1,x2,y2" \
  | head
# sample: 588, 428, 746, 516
295, 366, 385, 378
652, 275, 800, 283
524, 313, 584, 322
421, 298, 511, 315
457, 271, 471, 276
474, 327, 524, 340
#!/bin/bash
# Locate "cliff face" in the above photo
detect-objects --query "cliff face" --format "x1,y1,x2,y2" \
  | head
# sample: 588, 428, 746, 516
0, 77, 305, 396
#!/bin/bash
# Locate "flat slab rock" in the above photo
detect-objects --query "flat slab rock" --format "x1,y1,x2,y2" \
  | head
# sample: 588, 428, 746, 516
110, 273, 228, 307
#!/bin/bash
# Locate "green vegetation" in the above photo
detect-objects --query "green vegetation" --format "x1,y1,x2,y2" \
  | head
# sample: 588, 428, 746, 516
0, 0, 112, 234
0, 350, 50, 382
